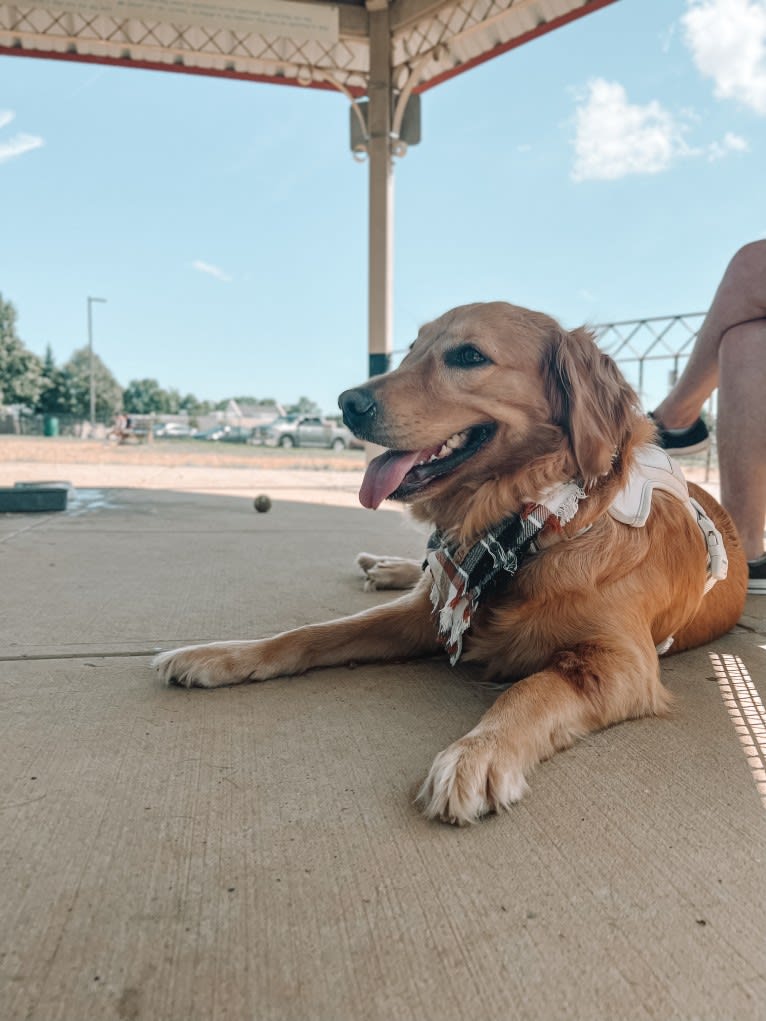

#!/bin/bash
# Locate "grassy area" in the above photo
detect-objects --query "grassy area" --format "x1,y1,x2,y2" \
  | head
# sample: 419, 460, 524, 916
0, 435, 366, 471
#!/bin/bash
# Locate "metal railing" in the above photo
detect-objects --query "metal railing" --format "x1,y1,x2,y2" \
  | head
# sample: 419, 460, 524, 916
594, 312, 706, 409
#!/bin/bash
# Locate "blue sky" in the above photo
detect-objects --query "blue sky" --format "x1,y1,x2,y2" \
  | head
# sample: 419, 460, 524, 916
1, 0, 765, 414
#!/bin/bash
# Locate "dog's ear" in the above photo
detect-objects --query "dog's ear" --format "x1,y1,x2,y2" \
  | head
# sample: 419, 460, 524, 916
542, 326, 638, 485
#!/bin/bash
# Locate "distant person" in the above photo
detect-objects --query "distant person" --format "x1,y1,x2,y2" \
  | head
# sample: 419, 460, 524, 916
651, 240, 766, 593
108, 412, 127, 442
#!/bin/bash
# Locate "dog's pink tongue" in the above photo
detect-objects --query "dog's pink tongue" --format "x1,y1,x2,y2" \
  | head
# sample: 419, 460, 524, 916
359, 449, 425, 509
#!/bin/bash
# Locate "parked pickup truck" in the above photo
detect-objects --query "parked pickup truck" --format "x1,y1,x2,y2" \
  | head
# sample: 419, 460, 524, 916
260, 415, 356, 450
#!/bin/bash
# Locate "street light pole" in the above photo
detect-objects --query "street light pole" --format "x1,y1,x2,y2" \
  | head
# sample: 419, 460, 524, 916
87, 296, 107, 431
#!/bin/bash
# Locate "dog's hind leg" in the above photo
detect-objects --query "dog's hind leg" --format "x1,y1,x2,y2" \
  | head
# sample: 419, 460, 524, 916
417, 634, 670, 825
356, 552, 423, 591
153, 582, 439, 689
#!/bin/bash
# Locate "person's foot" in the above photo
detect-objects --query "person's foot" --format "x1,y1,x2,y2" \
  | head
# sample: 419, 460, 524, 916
649, 413, 710, 456
747, 553, 766, 594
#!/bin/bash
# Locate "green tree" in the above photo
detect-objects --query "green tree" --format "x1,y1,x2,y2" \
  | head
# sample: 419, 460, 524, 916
165, 388, 182, 414
0, 293, 44, 407
123, 378, 175, 414
123, 383, 215, 417
179, 392, 213, 415
286, 395, 322, 417
228, 395, 277, 407
61, 347, 123, 420
36, 345, 70, 415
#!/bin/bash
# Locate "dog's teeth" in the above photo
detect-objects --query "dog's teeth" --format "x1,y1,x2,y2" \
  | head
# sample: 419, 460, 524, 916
447, 431, 468, 450
420, 431, 473, 467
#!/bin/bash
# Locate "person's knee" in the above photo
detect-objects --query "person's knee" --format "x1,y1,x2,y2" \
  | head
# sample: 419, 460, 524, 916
719, 319, 766, 373
727, 239, 766, 277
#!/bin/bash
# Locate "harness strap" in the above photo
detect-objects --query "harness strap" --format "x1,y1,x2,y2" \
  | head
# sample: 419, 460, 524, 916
607, 444, 728, 590
607, 444, 729, 654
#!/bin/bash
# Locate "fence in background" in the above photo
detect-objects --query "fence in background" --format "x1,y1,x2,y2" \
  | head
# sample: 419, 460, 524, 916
594, 312, 706, 407
2, 413, 101, 438
594, 312, 716, 479
3, 312, 715, 470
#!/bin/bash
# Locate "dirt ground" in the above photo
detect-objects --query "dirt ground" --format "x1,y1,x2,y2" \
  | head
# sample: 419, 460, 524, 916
0, 435, 378, 510
0, 435, 364, 471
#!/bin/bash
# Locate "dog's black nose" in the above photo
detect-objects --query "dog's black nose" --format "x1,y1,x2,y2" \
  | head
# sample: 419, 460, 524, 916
338, 388, 377, 433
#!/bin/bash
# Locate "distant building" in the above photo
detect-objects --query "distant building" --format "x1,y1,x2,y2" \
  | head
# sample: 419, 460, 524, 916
194, 400, 284, 435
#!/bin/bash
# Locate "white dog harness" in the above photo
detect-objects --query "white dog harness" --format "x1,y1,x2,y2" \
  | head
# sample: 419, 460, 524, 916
607, 444, 728, 655
608, 444, 727, 591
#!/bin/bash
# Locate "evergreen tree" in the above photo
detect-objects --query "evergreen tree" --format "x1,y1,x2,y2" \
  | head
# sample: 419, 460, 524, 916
36, 345, 70, 415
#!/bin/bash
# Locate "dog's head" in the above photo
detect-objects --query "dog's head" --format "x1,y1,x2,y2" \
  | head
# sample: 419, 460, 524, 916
339, 302, 648, 535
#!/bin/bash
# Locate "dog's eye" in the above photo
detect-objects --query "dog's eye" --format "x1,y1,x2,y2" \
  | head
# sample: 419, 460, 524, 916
445, 344, 490, 369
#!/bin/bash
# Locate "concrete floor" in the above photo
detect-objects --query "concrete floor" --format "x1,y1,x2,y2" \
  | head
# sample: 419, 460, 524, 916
1, 484, 765, 1020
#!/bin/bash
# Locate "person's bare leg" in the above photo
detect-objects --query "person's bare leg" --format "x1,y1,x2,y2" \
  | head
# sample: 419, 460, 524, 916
718, 319, 766, 561
655, 241, 766, 429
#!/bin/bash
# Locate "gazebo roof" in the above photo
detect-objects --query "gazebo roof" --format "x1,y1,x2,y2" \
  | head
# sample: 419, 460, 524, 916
1, 0, 617, 378
0, 0, 615, 98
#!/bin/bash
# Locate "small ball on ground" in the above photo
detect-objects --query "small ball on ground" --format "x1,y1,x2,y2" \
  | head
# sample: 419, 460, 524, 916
254, 494, 272, 513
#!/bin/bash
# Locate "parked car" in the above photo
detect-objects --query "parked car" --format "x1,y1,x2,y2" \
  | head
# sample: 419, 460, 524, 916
153, 422, 194, 439
260, 415, 355, 450
219, 426, 254, 444
193, 424, 254, 443
193, 425, 230, 441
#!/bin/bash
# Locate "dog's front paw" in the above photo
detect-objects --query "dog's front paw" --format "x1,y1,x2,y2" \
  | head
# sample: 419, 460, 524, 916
416, 727, 529, 825
153, 642, 267, 689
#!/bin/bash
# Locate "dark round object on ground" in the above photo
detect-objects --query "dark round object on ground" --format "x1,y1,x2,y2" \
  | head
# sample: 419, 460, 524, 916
254, 494, 272, 513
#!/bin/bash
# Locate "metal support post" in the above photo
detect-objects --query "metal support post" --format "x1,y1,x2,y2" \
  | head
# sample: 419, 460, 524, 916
87, 296, 107, 431
366, 0, 393, 380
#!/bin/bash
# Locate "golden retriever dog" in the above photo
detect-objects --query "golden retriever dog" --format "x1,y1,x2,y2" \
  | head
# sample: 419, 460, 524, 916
154, 302, 748, 825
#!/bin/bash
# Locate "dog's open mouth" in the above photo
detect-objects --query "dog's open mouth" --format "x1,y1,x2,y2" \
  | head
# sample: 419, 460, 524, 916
359, 424, 496, 509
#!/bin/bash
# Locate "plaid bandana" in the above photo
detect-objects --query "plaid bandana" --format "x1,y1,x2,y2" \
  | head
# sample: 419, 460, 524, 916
426, 481, 586, 664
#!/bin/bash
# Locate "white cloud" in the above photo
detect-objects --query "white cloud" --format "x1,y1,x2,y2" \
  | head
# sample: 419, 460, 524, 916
571, 79, 690, 181
0, 110, 44, 165
659, 23, 676, 54
682, 0, 766, 115
192, 260, 231, 282
0, 132, 44, 165
570, 79, 748, 181
707, 130, 750, 159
